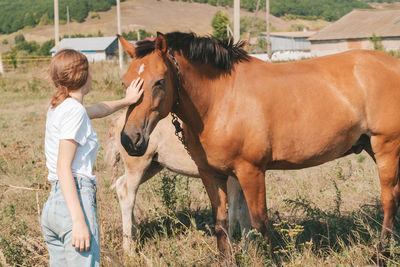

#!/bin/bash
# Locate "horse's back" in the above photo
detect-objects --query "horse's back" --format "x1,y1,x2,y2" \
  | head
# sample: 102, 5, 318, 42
202, 50, 400, 170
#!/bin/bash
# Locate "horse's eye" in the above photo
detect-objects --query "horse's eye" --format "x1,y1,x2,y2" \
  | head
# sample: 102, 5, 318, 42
154, 79, 165, 88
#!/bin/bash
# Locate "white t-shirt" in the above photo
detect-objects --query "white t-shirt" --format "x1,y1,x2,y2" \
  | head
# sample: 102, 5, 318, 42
45, 97, 99, 183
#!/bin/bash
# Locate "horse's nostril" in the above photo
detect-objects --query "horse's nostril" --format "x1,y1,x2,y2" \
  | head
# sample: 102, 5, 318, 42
133, 133, 143, 149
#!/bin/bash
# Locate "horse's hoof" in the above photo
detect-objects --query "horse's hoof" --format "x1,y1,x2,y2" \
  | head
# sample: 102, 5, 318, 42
371, 252, 388, 267
371, 242, 390, 267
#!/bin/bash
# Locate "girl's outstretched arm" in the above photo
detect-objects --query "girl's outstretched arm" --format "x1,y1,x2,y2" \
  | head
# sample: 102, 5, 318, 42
86, 78, 144, 119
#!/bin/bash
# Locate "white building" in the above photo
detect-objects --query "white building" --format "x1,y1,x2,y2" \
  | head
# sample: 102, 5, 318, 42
268, 31, 316, 52
50, 36, 118, 62
253, 31, 316, 61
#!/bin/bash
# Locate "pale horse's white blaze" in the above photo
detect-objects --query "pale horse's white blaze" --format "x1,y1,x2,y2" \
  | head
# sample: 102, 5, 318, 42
138, 63, 145, 75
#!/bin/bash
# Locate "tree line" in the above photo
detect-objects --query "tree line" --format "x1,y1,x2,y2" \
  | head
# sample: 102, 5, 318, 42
3, 29, 153, 59
2, 29, 154, 69
362, 0, 400, 2
170, 0, 372, 21
0, 0, 125, 34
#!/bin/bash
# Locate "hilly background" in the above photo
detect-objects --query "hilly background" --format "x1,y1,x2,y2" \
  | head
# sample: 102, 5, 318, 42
0, 0, 397, 50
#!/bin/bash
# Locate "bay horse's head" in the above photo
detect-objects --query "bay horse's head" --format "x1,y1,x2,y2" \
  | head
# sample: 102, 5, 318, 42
118, 32, 249, 156
118, 33, 176, 156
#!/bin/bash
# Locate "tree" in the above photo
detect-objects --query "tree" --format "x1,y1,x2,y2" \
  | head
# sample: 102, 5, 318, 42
14, 34, 25, 44
38, 13, 50, 26
212, 11, 230, 40
39, 39, 55, 56
14, 40, 40, 54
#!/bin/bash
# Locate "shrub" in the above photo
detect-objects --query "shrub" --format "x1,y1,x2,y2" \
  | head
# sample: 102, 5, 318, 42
14, 34, 25, 44
212, 11, 230, 40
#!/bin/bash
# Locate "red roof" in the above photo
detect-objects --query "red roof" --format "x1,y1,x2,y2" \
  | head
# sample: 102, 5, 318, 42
143, 37, 155, 41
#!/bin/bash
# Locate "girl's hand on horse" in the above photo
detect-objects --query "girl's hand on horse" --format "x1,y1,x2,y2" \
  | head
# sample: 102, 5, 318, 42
125, 78, 144, 105
72, 220, 91, 252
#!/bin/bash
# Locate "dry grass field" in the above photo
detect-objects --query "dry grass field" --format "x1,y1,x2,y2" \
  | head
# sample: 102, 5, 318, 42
1, 61, 400, 266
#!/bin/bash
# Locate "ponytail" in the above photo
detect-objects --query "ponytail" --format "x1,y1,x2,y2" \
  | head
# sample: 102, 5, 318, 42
50, 86, 70, 108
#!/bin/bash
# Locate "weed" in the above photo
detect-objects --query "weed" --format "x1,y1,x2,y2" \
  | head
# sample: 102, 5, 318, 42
175, 175, 192, 212
4, 203, 15, 219
158, 171, 178, 214
273, 220, 313, 265
369, 33, 384, 51
358, 154, 366, 163
0, 203, 36, 266
27, 78, 40, 93
0, 78, 6, 91
334, 162, 345, 180
283, 180, 349, 249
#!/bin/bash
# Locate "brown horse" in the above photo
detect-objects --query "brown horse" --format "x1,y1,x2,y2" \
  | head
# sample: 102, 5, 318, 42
117, 31, 400, 259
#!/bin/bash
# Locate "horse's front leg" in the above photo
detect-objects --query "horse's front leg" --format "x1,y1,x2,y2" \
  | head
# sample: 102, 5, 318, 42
116, 173, 141, 252
116, 162, 163, 252
199, 169, 231, 261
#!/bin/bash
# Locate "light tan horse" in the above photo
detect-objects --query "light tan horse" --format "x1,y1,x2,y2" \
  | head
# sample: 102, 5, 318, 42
117, 31, 400, 260
105, 112, 251, 251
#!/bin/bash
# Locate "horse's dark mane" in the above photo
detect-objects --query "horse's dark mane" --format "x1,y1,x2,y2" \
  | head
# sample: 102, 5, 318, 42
135, 32, 250, 72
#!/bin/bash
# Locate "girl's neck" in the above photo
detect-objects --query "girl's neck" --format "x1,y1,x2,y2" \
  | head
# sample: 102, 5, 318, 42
69, 90, 84, 104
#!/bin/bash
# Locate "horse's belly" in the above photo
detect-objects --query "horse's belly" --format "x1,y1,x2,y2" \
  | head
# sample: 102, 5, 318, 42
267, 125, 364, 170
268, 154, 347, 170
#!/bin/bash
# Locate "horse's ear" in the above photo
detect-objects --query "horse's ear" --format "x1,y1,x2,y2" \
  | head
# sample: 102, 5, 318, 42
117, 34, 135, 58
242, 40, 248, 51
155, 32, 167, 54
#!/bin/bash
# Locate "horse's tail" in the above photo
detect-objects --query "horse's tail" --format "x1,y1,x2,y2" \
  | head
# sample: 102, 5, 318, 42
104, 116, 121, 188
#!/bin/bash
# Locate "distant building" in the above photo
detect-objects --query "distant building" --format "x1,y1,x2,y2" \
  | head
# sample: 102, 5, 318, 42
309, 9, 400, 57
261, 31, 316, 52
252, 31, 316, 61
50, 36, 118, 62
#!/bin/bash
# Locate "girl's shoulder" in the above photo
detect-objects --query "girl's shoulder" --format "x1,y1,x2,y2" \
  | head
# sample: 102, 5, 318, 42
47, 98, 87, 127
54, 98, 86, 116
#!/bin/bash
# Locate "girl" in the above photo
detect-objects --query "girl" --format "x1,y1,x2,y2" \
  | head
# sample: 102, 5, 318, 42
41, 49, 143, 266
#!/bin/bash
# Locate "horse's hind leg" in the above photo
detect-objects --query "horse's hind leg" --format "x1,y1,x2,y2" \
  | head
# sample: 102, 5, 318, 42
227, 176, 251, 239
234, 162, 272, 255
116, 161, 163, 252
371, 136, 400, 240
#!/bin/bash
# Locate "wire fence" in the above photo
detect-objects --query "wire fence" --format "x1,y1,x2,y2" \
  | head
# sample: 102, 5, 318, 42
1, 55, 52, 72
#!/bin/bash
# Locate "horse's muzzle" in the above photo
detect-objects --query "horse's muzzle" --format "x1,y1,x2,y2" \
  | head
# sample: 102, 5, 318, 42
120, 129, 148, 156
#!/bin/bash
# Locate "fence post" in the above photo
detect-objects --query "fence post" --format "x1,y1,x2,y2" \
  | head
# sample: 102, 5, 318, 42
0, 53, 3, 74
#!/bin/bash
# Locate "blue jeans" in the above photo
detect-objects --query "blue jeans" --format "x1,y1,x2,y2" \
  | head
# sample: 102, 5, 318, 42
41, 178, 100, 267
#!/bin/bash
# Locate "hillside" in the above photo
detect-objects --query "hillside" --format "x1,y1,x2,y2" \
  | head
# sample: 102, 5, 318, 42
0, 0, 124, 34
183, 0, 371, 21
0, 0, 329, 49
